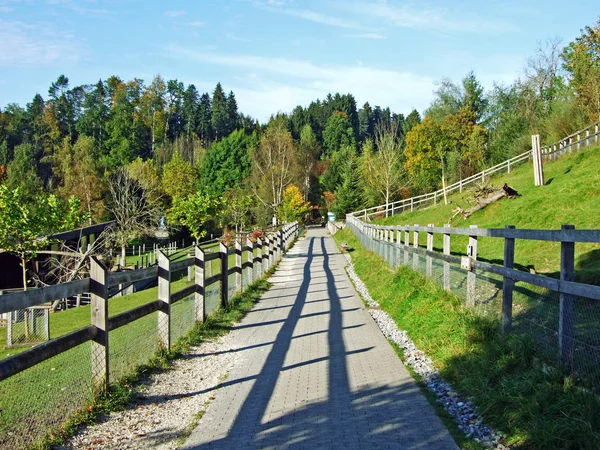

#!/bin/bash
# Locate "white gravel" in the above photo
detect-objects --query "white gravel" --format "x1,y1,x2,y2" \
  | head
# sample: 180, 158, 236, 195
342, 251, 507, 449
59, 333, 240, 450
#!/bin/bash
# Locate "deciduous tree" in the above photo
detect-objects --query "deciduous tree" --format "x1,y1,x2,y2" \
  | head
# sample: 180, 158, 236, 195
250, 118, 296, 215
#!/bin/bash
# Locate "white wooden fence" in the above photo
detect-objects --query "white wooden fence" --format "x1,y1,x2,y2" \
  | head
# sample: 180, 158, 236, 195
352, 121, 600, 220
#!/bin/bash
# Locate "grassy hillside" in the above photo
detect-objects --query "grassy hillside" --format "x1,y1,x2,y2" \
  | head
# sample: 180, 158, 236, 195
375, 145, 600, 284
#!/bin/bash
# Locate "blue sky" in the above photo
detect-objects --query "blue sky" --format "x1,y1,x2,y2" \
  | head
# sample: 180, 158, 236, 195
0, 0, 597, 121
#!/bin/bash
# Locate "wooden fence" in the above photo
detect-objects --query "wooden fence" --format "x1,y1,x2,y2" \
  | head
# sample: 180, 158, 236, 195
346, 215, 600, 368
352, 120, 600, 220
540, 121, 600, 161
0, 222, 299, 391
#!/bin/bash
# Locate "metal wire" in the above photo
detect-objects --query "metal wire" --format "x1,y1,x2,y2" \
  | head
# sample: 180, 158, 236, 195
0, 341, 93, 449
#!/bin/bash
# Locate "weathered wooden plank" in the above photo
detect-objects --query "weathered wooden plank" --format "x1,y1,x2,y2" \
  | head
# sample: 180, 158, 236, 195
381, 225, 600, 243
171, 284, 197, 304
204, 252, 221, 262
386, 237, 600, 301
502, 226, 516, 333
90, 257, 109, 391
195, 247, 206, 322
220, 243, 229, 308
171, 257, 194, 272
560, 225, 575, 367
467, 225, 478, 306
0, 278, 90, 314
157, 251, 171, 351
205, 274, 221, 288
0, 325, 97, 382
108, 300, 162, 331
48, 221, 115, 242
443, 224, 451, 291
108, 266, 158, 287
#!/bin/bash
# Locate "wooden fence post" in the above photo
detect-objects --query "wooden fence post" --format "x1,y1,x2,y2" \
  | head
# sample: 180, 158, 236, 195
158, 251, 171, 351
502, 225, 515, 333
426, 224, 434, 277
247, 240, 254, 285
413, 224, 419, 270
90, 257, 109, 392
532, 134, 545, 186
257, 238, 263, 278
560, 224, 575, 369
235, 240, 242, 294
265, 237, 271, 272
220, 243, 229, 308
467, 225, 478, 306
404, 225, 410, 266
195, 246, 206, 322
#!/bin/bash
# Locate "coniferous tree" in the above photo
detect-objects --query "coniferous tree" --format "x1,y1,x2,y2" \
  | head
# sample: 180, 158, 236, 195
227, 91, 239, 134
197, 93, 212, 147
211, 83, 229, 140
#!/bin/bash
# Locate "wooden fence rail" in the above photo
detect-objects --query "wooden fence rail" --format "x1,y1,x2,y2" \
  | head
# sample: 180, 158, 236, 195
346, 215, 600, 368
352, 120, 600, 220
0, 222, 299, 389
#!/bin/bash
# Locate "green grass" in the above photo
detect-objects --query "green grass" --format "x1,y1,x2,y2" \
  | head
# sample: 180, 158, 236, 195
376, 145, 600, 283
334, 227, 600, 449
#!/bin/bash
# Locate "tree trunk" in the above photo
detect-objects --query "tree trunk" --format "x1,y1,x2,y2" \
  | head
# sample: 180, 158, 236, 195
441, 162, 448, 205
21, 255, 27, 291
121, 244, 126, 267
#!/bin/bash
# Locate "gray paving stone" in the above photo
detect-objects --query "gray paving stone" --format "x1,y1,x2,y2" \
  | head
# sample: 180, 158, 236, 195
183, 228, 458, 449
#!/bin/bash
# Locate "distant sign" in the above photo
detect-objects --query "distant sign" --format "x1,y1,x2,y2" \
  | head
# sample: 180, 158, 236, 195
327, 212, 336, 222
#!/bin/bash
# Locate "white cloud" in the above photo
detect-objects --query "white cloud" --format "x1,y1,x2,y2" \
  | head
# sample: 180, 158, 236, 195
346, 1, 517, 34
165, 10, 186, 17
226, 33, 252, 43
0, 20, 84, 65
183, 21, 206, 27
280, 8, 367, 30
164, 45, 435, 121
346, 33, 385, 39
253, 1, 369, 31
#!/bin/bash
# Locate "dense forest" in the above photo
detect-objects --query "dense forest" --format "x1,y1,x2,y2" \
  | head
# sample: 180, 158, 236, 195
0, 20, 599, 250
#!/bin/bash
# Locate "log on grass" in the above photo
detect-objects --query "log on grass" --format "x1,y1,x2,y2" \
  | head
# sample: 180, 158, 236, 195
453, 184, 520, 219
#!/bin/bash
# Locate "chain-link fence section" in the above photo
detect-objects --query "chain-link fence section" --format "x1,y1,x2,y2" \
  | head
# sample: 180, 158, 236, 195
350, 223, 600, 391
0, 341, 93, 449
205, 282, 221, 318
109, 310, 160, 382
5, 306, 50, 348
171, 293, 196, 345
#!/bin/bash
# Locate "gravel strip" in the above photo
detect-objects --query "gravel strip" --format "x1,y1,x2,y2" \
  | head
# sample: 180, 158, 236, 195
59, 333, 240, 450
342, 251, 507, 449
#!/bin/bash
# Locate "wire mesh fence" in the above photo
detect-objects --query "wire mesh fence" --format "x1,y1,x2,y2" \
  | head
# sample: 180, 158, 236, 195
5, 307, 50, 348
350, 223, 600, 391
171, 293, 197, 345
205, 281, 221, 317
0, 341, 93, 449
109, 310, 161, 382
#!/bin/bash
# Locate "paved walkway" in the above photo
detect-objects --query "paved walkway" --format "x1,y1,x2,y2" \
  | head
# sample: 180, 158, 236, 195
183, 228, 457, 449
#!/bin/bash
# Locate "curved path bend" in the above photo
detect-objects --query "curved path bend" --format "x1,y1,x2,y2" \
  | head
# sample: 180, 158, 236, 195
183, 228, 457, 450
